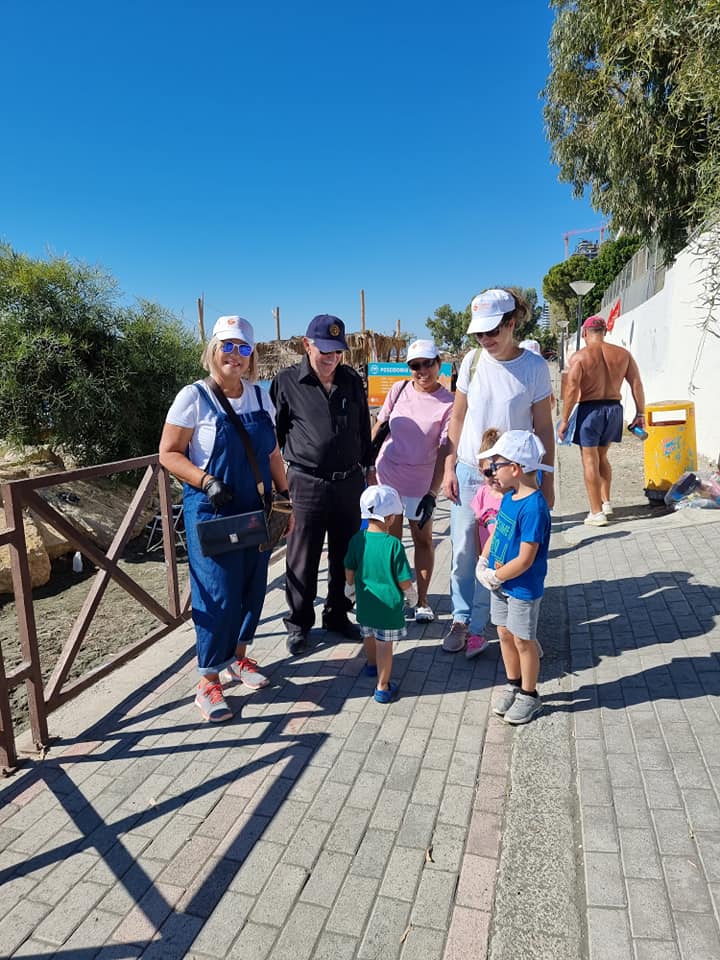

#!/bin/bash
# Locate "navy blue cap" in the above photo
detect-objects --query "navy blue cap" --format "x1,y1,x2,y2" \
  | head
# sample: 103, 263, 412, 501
305, 314, 349, 352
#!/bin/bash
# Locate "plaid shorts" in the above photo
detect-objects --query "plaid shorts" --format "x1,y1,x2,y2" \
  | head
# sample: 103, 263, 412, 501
360, 624, 407, 643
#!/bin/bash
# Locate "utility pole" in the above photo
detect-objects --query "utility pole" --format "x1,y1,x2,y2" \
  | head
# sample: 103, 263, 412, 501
360, 289, 366, 333
273, 306, 281, 341
197, 294, 206, 343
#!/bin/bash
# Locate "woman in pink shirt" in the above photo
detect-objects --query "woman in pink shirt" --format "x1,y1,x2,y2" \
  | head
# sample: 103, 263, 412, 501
371, 340, 453, 623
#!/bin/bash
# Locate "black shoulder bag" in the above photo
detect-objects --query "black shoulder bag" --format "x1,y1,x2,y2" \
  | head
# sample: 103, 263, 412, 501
369, 380, 409, 463
195, 378, 292, 557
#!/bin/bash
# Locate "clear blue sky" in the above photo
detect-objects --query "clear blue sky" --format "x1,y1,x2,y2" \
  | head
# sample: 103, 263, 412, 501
1, 0, 603, 343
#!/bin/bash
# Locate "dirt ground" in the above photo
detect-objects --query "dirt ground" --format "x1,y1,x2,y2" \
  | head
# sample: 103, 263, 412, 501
0, 538, 189, 734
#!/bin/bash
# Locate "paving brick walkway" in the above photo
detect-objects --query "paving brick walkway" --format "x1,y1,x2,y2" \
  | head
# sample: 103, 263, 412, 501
0, 503, 512, 959
2, 440, 720, 959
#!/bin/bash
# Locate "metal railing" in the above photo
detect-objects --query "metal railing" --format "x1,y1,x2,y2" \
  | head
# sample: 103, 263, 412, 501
0, 457, 191, 774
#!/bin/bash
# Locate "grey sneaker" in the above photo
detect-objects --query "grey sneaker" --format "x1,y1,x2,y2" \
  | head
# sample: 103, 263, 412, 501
504, 692, 543, 725
194, 682, 232, 722
220, 657, 269, 689
492, 683, 520, 716
442, 621, 468, 653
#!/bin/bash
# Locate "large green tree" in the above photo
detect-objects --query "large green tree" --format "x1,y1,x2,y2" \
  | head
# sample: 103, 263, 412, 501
542, 254, 591, 327
0, 243, 202, 464
544, 0, 720, 259
542, 236, 643, 330
425, 303, 471, 354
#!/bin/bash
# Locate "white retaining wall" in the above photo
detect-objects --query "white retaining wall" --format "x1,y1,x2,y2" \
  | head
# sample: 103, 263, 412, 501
602, 237, 720, 462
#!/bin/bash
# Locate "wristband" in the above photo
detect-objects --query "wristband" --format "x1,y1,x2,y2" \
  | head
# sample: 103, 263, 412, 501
199, 472, 210, 491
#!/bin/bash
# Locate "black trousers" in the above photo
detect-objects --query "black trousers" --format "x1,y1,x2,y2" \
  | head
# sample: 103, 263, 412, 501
284, 468, 364, 633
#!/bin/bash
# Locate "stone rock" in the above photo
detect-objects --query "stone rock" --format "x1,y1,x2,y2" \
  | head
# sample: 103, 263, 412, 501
0, 449, 159, 578
0, 512, 52, 594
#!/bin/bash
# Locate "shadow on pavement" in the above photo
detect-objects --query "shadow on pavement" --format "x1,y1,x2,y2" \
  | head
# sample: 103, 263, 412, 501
539, 569, 720, 715
0, 609, 501, 959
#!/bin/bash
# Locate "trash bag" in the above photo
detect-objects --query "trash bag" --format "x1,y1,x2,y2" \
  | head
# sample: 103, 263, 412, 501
665, 470, 720, 510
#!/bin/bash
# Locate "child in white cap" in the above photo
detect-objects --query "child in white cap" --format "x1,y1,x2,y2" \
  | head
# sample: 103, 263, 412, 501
344, 484, 417, 703
475, 430, 552, 724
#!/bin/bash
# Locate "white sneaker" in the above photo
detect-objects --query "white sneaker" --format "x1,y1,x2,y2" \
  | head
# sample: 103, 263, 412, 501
601, 501, 613, 516
415, 605, 434, 623
584, 512, 608, 527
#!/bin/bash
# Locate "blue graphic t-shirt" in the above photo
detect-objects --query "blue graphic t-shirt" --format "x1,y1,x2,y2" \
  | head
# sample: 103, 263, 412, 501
488, 489, 551, 600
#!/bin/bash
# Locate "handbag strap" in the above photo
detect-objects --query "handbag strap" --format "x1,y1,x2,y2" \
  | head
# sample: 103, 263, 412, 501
388, 378, 409, 416
204, 377, 267, 506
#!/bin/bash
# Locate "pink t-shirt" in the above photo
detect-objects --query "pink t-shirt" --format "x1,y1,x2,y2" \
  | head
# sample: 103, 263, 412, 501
376, 380, 454, 497
471, 483, 503, 549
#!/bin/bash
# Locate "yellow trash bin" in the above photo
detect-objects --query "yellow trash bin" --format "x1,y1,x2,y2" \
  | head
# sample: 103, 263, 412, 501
643, 400, 697, 500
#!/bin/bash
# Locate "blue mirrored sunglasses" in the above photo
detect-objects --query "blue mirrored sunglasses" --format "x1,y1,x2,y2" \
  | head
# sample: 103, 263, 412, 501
220, 341, 253, 357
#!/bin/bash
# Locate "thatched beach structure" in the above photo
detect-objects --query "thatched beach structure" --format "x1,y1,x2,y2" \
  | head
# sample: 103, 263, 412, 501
255, 330, 413, 380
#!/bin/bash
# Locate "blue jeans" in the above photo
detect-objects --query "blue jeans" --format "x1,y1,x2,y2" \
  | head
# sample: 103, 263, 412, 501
450, 461, 490, 634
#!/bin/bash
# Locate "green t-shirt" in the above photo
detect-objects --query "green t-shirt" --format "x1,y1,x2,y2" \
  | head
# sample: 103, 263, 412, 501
344, 529, 412, 630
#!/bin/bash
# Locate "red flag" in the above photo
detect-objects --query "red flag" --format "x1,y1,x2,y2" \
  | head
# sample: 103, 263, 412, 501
606, 299, 621, 332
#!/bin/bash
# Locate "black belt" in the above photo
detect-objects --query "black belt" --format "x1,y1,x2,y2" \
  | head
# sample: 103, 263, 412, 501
289, 462, 361, 481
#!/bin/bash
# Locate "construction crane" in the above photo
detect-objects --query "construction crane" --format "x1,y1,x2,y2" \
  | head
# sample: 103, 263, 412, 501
563, 224, 609, 259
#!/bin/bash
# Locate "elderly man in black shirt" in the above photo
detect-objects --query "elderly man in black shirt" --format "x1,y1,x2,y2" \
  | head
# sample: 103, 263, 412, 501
271, 314, 374, 654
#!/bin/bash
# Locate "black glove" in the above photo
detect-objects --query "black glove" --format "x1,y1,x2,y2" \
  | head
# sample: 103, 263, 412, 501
203, 476, 233, 510
415, 493, 436, 530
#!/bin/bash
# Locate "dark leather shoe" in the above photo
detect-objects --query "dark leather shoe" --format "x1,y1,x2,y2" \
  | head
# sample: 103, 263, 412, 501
286, 630, 308, 656
322, 615, 361, 641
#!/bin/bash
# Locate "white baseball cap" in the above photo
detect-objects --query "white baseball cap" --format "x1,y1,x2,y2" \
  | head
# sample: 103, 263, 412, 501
519, 339, 542, 356
480, 430, 554, 473
360, 484, 404, 520
406, 339, 439, 363
213, 315, 255, 348
467, 289, 516, 334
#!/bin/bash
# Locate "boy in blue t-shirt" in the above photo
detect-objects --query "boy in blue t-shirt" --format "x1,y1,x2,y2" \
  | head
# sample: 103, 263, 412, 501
344, 485, 416, 703
475, 430, 552, 725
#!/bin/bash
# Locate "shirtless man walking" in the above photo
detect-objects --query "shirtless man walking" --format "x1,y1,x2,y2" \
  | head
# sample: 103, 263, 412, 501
558, 314, 645, 526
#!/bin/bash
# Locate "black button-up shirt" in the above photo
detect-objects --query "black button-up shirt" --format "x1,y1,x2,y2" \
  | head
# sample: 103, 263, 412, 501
270, 356, 372, 474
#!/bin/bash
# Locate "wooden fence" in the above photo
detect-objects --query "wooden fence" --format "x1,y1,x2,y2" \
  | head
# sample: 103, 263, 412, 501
0, 457, 191, 775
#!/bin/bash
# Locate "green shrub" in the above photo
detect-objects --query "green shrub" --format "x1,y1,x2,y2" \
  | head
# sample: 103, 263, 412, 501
0, 243, 202, 464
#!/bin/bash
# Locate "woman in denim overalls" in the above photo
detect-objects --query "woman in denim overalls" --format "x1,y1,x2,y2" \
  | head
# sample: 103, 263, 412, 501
160, 316, 292, 721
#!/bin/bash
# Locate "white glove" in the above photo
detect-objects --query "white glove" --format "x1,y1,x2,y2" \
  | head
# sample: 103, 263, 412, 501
344, 582, 356, 601
475, 556, 489, 579
478, 567, 503, 591
403, 583, 418, 607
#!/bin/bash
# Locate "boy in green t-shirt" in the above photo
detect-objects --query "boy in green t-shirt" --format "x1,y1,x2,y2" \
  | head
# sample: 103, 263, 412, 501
344, 485, 417, 703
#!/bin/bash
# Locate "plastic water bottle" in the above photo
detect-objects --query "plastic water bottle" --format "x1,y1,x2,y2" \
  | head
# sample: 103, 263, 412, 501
72, 551, 83, 573
628, 425, 649, 440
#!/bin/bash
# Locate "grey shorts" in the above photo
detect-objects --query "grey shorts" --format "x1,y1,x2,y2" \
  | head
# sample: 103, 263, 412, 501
490, 591, 542, 641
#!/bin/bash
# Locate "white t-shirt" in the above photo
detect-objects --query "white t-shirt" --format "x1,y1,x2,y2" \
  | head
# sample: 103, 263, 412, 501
456, 348, 552, 466
166, 380, 276, 469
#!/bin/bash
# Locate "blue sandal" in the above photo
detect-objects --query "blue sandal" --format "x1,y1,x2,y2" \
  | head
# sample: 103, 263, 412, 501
374, 681, 399, 704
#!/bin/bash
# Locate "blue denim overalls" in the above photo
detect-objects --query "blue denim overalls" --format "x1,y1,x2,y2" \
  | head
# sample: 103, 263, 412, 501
183, 382, 276, 676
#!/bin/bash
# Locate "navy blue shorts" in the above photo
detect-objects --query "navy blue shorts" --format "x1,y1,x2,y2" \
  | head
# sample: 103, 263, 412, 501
573, 401, 623, 447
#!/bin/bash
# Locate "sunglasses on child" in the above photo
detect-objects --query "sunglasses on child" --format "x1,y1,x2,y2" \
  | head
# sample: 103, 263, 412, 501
408, 358, 436, 371
219, 341, 253, 356
483, 459, 515, 477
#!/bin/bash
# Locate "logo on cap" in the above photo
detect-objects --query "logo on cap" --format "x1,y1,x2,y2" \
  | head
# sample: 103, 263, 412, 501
329, 323, 340, 337
227, 318, 236, 326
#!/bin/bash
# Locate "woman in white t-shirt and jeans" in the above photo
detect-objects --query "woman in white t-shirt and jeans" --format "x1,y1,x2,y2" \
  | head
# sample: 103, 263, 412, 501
371, 340, 454, 623
441, 290, 555, 654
